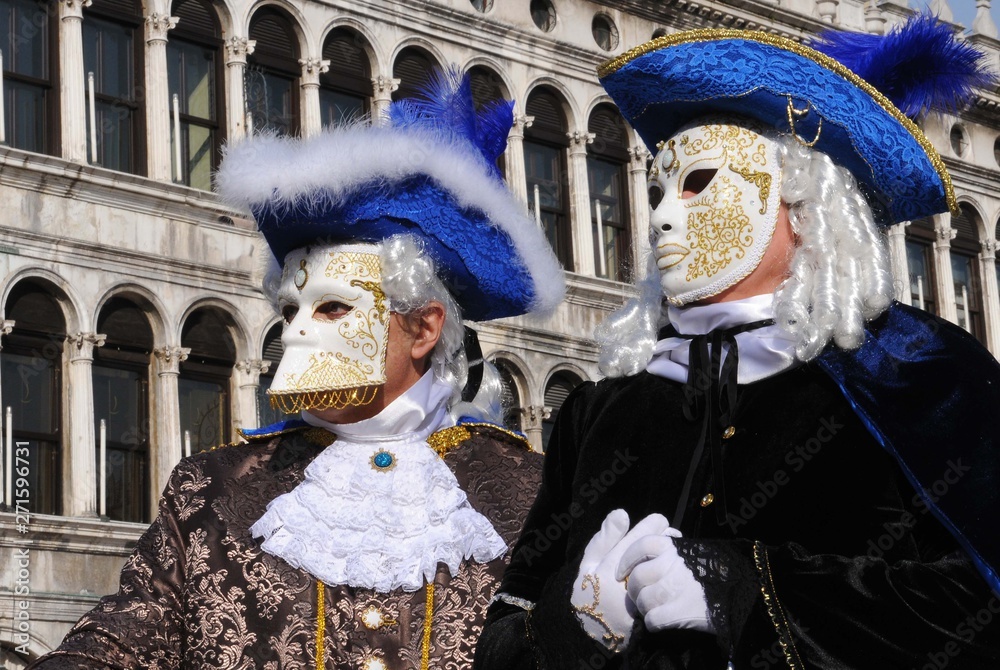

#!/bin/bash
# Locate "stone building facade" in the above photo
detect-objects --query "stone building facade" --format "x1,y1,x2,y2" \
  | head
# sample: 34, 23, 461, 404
1, 0, 999, 664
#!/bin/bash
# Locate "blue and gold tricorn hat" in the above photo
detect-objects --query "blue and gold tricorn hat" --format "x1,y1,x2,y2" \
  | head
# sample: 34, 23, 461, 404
216, 68, 564, 322
599, 14, 994, 226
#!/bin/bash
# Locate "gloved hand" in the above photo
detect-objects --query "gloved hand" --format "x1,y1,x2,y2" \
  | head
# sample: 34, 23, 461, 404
616, 522, 714, 634
571, 510, 679, 651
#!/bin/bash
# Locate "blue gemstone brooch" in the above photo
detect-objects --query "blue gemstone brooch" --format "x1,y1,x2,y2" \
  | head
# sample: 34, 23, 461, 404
370, 450, 396, 472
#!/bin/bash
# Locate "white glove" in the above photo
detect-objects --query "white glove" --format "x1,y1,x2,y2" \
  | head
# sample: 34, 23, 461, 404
571, 510, 679, 651
616, 526, 715, 634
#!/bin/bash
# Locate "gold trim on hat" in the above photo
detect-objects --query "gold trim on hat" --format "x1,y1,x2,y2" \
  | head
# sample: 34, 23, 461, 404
598, 29, 957, 216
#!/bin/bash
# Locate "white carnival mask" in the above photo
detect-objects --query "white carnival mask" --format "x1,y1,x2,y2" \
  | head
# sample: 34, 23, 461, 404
647, 116, 783, 306
268, 243, 390, 414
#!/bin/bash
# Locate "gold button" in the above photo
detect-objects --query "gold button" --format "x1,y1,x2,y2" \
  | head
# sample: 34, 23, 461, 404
700, 493, 714, 507
722, 426, 736, 439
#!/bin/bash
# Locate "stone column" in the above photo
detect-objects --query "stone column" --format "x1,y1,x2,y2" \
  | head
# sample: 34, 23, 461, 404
506, 113, 533, 207
144, 13, 178, 181
933, 212, 958, 322
567, 130, 596, 276
65, 332, 105, 517
58, 0, 92, 163
234, 359, 269, 432
299, 57, 330, 137
520, 404, 549, 453
628, 144, 651, 278
886, 222, 910, 303
980, 239, 1000, 355
817, 0, 838, 23
151, 346, 188, 498
864, 0, 887, 34
0, 321, 13, 454
224, 37, 255, 142
370, 75, 399, 127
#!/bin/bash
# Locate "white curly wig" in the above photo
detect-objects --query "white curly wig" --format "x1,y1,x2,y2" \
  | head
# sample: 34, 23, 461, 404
596, 133, 895, 378
262, 234, 504, 423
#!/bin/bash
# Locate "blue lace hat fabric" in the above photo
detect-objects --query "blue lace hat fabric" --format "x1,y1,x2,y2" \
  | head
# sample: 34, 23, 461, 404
598, 29, 957, 226
216, 71, 565, 322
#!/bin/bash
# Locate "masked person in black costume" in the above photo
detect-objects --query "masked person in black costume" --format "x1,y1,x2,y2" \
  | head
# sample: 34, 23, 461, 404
477, 15, 1000, 670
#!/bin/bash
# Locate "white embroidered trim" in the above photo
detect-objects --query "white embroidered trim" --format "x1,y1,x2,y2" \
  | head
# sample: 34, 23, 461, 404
490, 592, 536, 611
250, 434, 507, 593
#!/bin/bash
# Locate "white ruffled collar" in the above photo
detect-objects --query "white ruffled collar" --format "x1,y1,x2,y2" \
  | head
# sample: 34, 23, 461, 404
250, 371, 507, 592
646, 294, 799, 385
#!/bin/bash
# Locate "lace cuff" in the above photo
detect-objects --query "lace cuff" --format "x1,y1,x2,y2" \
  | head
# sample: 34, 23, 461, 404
490, 592, 536, 611
673, 537, 759, 656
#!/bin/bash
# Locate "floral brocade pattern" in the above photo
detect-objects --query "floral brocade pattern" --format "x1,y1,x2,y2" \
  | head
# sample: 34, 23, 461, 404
31, 426, 541, 670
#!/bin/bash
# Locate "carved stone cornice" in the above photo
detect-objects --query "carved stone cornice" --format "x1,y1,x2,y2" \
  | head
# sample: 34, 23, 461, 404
981, 238, 999, 259
154, 346, 191, 374
145, 13, 178, 43
0, 320, 13, 351
371, 75, 400, 100
520, 404, 551, 428
299, 57, 331, 87
628, 145, 652, 170
67, 332, 106, 361
509, 114, 534, 139
58, 0, 92, 22
235, 359, 270, 384
567, 131, 595, 153
224, 37, 256, 66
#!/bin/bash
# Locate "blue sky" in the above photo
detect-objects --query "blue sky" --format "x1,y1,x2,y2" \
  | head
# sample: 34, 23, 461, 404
930, 1, 1000, 33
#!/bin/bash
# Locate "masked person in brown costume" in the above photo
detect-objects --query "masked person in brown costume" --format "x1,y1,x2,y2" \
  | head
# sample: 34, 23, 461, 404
28, 69, 564, 670
477, 16, 1000, 670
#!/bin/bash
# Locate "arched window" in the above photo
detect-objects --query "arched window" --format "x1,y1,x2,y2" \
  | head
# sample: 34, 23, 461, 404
167, 0, 224, 190
588, 104, 631, 281
951, 204, 985, 343
542, 371, 582, 451
83, 0, 146, 174
257, 322, 286, 426
246, 7, 300, 136
392, 46, 436, 102
493, 359, 522, 433
93, 297, 152, 522
1, 281, 65, 515
179, 308, 235, 453
319, 27, 372, 127
525, 87, 571, 268
906, 218, 937, 314
469, 65, 508, 177
1, 0, 57, 154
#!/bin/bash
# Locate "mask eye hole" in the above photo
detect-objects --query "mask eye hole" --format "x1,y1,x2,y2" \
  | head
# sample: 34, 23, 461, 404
648, 183, 664, 210
682, 169, 717, 198
313, 301, 353, 322
281, 305, 299, 324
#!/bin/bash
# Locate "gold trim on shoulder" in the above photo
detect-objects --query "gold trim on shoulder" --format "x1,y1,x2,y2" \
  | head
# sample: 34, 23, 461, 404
427, 425, 472, 458
460, 422, 534, 452
597, 29, 956, 215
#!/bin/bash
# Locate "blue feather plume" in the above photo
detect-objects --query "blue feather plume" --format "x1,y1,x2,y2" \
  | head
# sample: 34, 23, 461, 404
811, 13, 996, 118
388, 66, 514, 178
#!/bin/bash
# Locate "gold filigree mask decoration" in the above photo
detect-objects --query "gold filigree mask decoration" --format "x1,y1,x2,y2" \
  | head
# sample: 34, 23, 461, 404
647, 116, 783, 306
268, 243, 390, 413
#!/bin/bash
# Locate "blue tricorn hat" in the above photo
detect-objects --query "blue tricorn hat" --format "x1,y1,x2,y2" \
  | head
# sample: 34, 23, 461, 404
216, 69, 565, 322
599, 15, 994, 226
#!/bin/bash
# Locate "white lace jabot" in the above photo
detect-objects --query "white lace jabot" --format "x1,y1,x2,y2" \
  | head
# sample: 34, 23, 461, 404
646, 294, 799, 385
250, 371, 507, 592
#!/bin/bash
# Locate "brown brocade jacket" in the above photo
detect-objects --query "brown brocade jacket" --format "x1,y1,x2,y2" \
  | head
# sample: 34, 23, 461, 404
28, 422, 541, 670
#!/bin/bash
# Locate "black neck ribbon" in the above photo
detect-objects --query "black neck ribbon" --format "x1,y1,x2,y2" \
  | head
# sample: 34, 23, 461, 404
659, 318, 776, 527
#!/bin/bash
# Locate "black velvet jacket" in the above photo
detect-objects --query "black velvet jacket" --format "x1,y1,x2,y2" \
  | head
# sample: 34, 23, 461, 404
475, 366, 1000, 670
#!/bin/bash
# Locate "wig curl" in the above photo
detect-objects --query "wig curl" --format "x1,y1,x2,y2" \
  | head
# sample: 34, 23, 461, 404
597, 134, 894, 377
